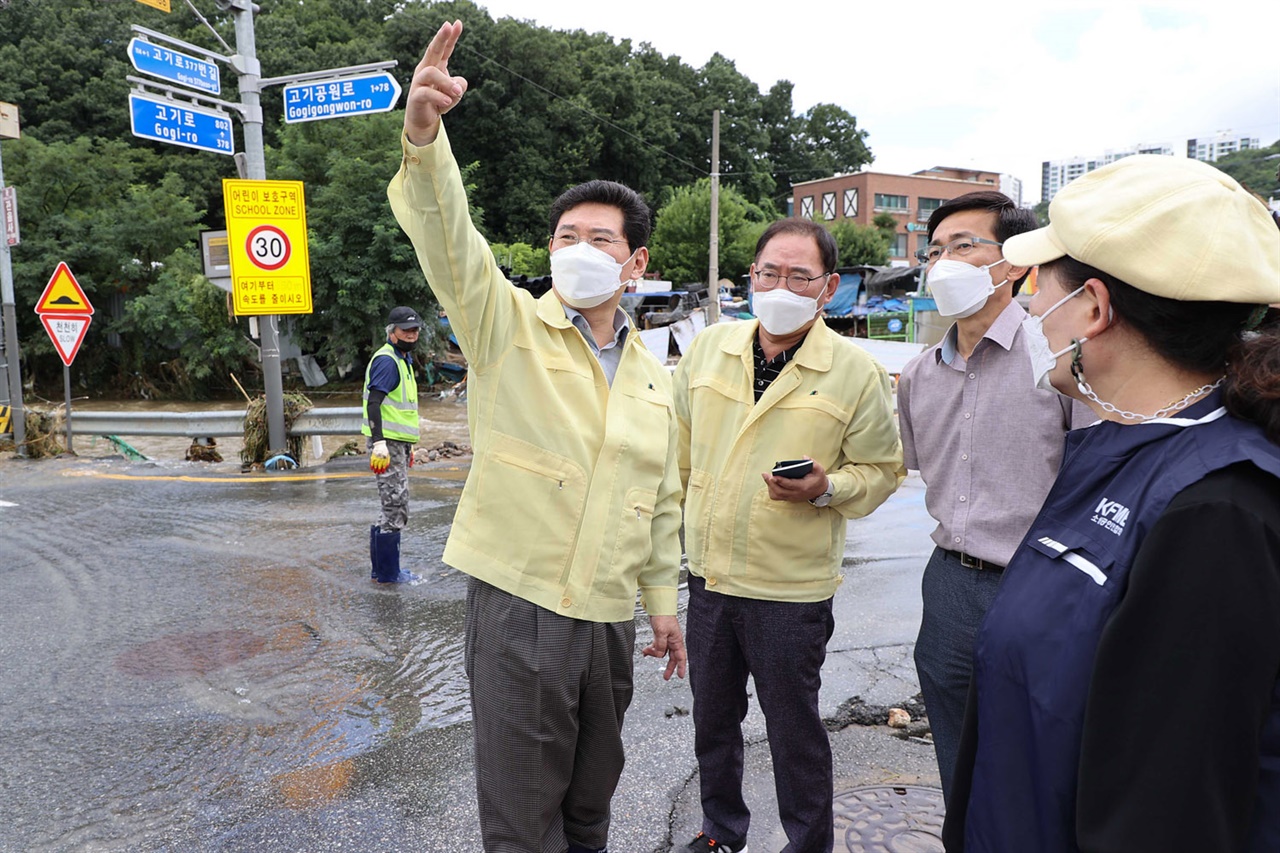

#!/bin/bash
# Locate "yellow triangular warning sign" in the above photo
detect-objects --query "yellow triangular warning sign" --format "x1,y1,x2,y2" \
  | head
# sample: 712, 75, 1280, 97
35, 262, 94, 315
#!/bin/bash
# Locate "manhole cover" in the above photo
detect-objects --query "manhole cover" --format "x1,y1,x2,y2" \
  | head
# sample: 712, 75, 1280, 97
833, 785, 945, 852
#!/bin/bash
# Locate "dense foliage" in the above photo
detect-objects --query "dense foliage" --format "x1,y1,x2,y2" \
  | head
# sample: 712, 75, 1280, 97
0, 0, 875, 396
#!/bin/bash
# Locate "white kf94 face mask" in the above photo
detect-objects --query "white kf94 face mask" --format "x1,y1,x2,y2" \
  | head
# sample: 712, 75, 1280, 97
926, 258, 1009, 319
550, 241, 635, 309
753, 288, 820, 336
1022, 285, 1087, 391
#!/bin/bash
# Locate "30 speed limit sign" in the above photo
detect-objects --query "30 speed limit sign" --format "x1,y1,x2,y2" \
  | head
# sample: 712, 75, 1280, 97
222, 179, 313, 315
245, 225, 292, 271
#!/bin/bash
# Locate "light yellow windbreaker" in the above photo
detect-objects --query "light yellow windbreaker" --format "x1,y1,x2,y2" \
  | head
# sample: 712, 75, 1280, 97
387, 125, 682, 622
674, 318, 906, 602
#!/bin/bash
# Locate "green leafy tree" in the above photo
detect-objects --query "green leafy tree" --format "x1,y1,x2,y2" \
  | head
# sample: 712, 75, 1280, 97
119, 251, 255, 399
872, 212, 899, 246
1212, 140, 1280, 200
650, 179, 769, 286
490, 242, 550, 277
825, 220, 889, 267
5, 135, 206, 391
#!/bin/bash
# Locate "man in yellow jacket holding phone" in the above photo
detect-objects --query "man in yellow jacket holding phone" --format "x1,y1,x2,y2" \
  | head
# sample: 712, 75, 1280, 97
388, 21, 686, 853
674, 219, 906, 853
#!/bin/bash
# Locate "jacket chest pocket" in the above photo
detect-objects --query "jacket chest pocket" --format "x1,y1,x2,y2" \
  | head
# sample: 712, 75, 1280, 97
615, 383, 674, 484
771, 394, 852, 457
1008, 531, 1125, 711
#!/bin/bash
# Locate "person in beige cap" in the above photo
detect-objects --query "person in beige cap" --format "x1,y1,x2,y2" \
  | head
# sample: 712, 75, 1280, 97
943, 154, 1280, 853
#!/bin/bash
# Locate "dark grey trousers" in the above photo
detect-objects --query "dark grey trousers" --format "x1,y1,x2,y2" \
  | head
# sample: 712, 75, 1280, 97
687, 575, 836, 853
464, 577, 635, 853
913, 545, 1004, 803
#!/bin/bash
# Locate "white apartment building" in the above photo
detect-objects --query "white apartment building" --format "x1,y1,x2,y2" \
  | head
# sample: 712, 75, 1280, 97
1187, 132, 1260, 162
1041, 143, 1175, 202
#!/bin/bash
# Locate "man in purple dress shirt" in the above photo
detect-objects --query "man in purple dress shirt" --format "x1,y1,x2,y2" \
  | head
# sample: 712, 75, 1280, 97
897, 191, 1092, 802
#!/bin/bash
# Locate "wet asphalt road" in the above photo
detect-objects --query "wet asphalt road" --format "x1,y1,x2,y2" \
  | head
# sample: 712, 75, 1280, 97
0, 452, 938, 852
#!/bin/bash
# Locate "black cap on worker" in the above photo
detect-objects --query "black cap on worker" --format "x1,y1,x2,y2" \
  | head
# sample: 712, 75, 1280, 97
387, 306, 422, 329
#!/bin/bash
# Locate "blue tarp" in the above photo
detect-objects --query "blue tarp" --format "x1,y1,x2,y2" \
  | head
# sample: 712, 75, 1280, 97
825, 272, 863, 317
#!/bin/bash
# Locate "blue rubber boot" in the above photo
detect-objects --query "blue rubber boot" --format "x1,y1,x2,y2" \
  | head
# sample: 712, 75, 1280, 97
369, 525, 379, 580
372, 529, 422, 584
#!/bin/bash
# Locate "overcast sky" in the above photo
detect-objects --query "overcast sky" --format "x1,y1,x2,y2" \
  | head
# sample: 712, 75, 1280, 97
463, 0, 1279, 205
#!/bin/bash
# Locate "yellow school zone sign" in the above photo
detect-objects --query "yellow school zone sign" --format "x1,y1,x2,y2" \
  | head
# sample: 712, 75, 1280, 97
134, 0, 171, 12
222, 179, 313, 316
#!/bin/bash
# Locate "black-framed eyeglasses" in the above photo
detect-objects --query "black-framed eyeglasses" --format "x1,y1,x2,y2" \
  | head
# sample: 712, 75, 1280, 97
551, 233, 629, 251
914, 236, 1003, 264
752, 269, 830, 293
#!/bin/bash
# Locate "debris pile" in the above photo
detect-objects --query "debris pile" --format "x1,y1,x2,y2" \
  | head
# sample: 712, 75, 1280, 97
414, 440, 472, 463
826, 693, 930, 744
240, 392, 311, 467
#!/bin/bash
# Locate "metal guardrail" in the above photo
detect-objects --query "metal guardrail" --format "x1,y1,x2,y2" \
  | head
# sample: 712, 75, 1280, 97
69, 406, 364, 438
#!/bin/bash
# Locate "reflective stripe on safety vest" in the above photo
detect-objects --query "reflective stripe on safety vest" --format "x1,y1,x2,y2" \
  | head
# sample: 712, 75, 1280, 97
361, 343, 419, 442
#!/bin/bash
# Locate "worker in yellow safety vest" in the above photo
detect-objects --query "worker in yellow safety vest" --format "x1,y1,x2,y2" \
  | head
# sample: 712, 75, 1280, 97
362, 305, 423, 584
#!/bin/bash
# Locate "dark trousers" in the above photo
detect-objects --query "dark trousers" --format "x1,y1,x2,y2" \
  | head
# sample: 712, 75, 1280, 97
913, 545, 1003, 803
464, 577, 635, 853
687, 575, 836, 853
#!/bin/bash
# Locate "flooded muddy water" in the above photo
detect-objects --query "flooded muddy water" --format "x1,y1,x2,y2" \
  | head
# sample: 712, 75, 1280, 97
0, 412, 478, 849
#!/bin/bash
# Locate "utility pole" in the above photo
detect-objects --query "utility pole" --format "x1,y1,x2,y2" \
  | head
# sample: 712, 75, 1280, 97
707, 109, 721, 324
0, 102, 26, 455
226, 0, 286, 455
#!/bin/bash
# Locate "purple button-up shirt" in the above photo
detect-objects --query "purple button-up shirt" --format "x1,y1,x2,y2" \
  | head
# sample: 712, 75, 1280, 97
897, 300, 1094, 567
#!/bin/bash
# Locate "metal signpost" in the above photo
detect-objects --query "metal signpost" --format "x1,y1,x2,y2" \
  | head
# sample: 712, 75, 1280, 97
0, 100, 23, 452
34, 262, 95, 454
117, 6, 401, 466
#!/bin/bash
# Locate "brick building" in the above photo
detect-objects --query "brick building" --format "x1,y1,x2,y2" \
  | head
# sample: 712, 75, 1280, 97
789, 167, 1023, 266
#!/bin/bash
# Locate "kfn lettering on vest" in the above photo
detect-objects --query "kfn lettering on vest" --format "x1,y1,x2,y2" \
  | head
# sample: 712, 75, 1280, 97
1091, 497, 1130, 535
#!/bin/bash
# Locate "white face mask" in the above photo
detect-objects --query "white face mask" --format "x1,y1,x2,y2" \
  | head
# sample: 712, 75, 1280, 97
926, 258, 1009, 319
1021, 285, 1086, 391
753, 288, 820, 336
550, 241, 635, 309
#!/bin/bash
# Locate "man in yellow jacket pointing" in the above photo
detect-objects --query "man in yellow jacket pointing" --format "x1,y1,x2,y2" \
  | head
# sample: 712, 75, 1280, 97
674, 219, 906, 853
388, 21, 686, 853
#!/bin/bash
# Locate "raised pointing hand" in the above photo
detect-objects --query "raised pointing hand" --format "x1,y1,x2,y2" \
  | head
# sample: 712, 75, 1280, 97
405, 20, 468, 146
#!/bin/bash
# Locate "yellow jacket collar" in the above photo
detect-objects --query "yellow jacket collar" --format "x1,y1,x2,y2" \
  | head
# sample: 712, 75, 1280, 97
719, 317, 835, 372
537, 289, 574, 328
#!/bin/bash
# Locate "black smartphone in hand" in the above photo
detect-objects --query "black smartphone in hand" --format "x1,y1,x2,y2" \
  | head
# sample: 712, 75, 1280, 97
772, 459, 813, 479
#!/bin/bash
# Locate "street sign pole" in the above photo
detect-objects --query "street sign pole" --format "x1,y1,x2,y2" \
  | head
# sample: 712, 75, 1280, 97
63, 364, 72, 454
229, 1, 286, 458
0, 108, 25, 454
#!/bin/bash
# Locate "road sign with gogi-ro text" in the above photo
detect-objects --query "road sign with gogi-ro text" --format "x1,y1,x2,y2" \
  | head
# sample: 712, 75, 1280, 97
282, 72, 402, 124
129, 92, 234, 156
128, 38, 221, 95
222, 179, 313, 316
34, 262, 95, 366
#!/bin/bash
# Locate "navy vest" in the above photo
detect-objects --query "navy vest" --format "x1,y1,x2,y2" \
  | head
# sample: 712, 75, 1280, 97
963, 393, 1280, 852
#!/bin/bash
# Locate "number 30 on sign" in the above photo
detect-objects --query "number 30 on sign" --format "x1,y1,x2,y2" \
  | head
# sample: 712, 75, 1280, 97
222, 178, 313, 316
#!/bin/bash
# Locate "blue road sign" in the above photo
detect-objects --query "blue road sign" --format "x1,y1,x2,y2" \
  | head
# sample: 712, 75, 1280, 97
128, 38, 221, 95
282, 72, 403, 124
129, 93, 234, 156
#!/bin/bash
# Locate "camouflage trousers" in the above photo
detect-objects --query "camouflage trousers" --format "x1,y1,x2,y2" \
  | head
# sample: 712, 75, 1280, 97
371, 438, 413, 532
